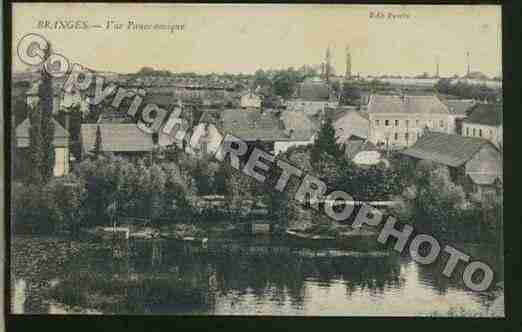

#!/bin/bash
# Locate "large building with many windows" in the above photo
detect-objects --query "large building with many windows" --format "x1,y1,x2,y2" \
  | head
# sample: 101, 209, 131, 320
462, 103, 502, 148
367, 94, 451, 150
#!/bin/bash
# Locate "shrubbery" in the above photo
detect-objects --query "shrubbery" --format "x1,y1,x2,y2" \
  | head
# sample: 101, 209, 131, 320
12, 174, 85, 234
78, 154, 195, 225
389, 159, 499, 242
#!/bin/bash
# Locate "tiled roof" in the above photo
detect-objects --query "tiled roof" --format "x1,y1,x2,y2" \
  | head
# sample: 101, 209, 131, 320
220, 109, 314, 142
16, 117, 69, 148
296, 81, 331, 101
463, 103, 502, 126
442, 99, 476, 116
400, 131, 492, 167
368, 95, 450, 115
325, 106, 354, 122
280, 111, 317, 141
198, 110, 223, 126
334, 110, 370, 143
81, 124, 153, 152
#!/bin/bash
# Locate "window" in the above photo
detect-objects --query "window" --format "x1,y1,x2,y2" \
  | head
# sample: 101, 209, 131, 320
385, 120, 390, 126
473, 128, 476, 136
416, 119, 420, 126
394, 133, 398, 140
489, 129, 493, 138
466, 127, 469, 136
479, 129, 482, 137
439, 120, 444, 128
405, 132, 409, 140
375, 120, 380, 126
395, 120, 399, 127
406, 120, 410, 127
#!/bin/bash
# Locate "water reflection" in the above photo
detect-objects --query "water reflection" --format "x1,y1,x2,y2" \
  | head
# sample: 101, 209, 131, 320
11, 236, 501, 315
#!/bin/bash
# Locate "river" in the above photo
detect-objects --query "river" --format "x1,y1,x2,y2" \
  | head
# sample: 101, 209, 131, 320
10, 235, 503, 316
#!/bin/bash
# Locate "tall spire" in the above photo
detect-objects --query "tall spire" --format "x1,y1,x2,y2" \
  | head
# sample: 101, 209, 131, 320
345, 45, 352, 79
325, 45, 332, 83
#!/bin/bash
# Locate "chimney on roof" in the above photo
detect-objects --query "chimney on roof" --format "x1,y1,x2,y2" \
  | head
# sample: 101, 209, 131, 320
435, 55, 439, 78
466, 52, 471, 77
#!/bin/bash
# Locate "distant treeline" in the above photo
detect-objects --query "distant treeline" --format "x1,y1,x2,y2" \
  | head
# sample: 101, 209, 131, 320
434, 78, 501, 102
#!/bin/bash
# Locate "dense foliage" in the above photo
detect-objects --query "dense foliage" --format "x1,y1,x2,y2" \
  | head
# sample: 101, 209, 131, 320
389, 159, 499, 242
78, 154, 195, 224
12, 175, 85, 234
434, 78, 500, 102
28, 46, 56, 184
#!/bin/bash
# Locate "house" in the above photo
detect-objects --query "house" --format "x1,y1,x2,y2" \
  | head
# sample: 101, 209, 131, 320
334, 109, 370, 143
15, 117, 70, 177
462, 103, 502, 148
400, 131, 502, 195
80, 123, 154, 158
277, 110, 317, 154
240, 91, 262, 109
197, 108, 316, 156
187, 122, 224, 156
367, 94, 451, 149
286, 77, 339, 116
441, 99, 476, 135
332, 109, 383, 165
249, 220, 272, 235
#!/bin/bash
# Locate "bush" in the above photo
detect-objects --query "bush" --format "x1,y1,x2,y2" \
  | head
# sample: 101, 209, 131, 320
395, 160, 497, 242
12, 183, 56, 233
78, 154, 196, 226
12, 175, 85, 234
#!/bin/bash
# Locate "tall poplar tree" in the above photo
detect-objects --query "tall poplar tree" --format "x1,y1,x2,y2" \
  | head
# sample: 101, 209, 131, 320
28, 108, 43, 184
93, 125, 102, 158
28, 43, 55, 183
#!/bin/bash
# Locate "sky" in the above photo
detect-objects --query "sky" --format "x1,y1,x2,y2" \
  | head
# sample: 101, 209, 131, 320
12, 3, 502, 77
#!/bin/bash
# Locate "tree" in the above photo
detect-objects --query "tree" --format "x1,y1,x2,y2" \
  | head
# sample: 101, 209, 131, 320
404, 161, 476, 240
28, 44, 56, 184
39, 46, 56, 182
310, 117, 344, 167
28, 109, 44, 184
94, 125, 102, 158
137, 66, 156, 75
340, 82, 362, 105
273, 69, 301, 100
253, 69, 271, 88
434, 78, 452, 95
48, 175, 86, 236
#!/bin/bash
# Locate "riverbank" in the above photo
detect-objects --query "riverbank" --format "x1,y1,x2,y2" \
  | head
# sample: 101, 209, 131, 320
11, 234, 502, 315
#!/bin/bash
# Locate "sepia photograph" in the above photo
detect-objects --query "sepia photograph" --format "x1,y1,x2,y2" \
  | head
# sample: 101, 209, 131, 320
8, 3, 503, 317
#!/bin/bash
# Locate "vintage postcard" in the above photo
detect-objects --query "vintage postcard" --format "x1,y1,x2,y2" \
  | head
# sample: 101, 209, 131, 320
9, 3, 503, 316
